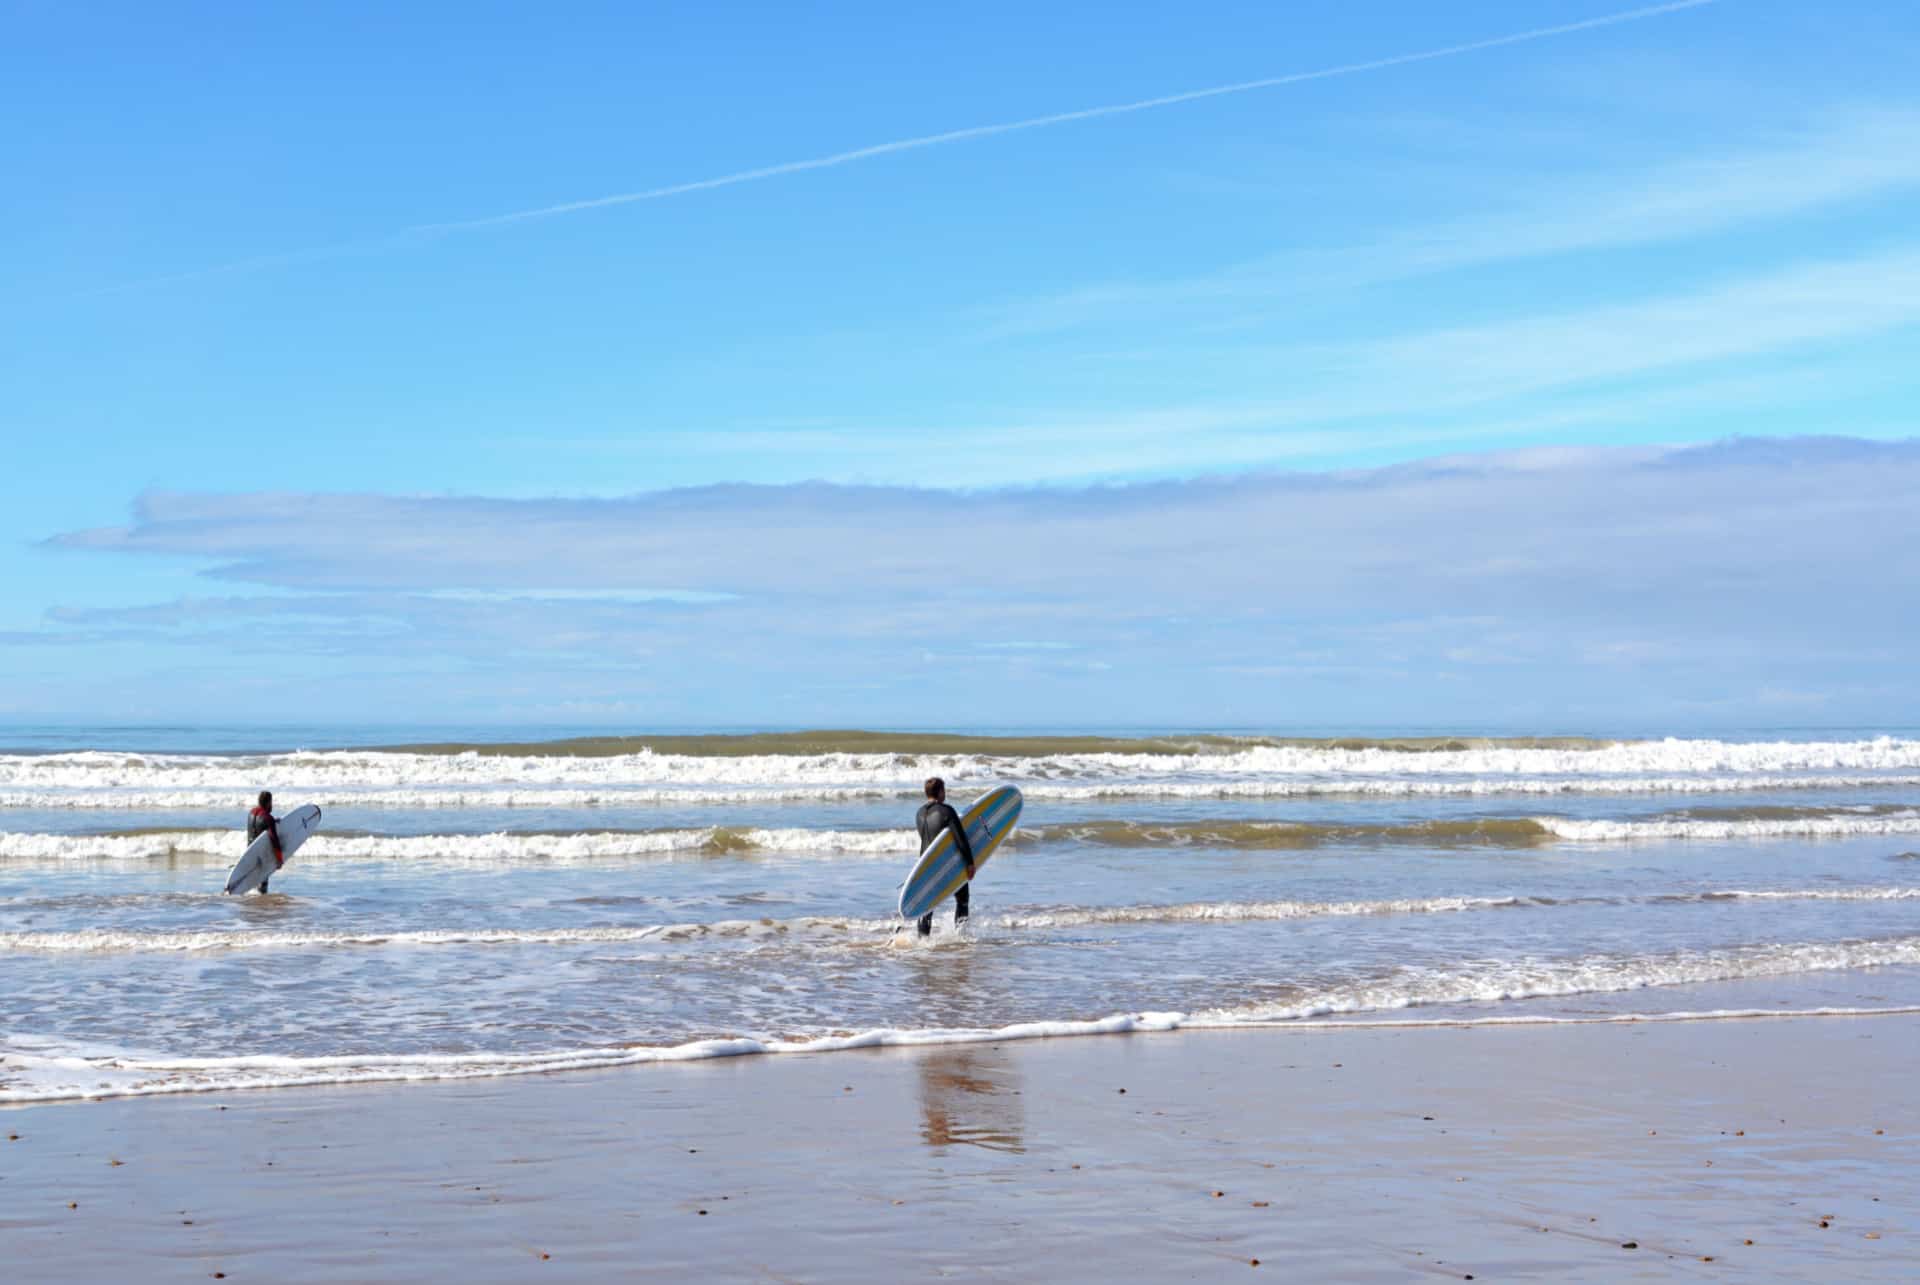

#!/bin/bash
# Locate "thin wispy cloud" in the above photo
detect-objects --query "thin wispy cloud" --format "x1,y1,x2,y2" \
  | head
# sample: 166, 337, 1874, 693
581, 246, 1920, 485
1051, 244, 1920, 442
1327, 245, 1920, 399
984, 105, 1920, 339
97, 0, 1716, 294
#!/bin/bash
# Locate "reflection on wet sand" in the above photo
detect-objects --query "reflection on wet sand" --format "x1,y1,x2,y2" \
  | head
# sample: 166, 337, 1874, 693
917, 1045, 1026, 1154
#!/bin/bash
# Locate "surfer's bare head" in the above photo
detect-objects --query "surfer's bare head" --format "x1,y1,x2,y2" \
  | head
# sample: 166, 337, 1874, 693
924, 777, 946, 801
258, 790, 272, 808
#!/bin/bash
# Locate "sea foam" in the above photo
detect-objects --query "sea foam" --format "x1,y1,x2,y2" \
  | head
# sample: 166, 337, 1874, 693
7, 889, 1915, 953
6, 932, 1916, 1102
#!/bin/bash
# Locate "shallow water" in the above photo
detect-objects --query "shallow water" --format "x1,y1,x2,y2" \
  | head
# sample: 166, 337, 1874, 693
3, 728, 1918, 1101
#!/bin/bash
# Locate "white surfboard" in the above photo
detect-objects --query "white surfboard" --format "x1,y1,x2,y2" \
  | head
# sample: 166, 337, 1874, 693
224, 804, 323, 894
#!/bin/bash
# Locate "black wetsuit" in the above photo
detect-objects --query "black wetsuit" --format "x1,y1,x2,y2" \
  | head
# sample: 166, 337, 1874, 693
248, 806, 282, 892
915, 799, 974, 935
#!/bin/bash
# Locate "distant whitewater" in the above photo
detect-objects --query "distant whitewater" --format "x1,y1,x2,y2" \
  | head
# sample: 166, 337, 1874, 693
5, 734, 1920, 809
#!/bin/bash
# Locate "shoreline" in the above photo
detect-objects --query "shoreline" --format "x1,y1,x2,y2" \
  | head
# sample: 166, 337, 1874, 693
6, 1016, 1913, 1281
8, 1003, 1920, 1107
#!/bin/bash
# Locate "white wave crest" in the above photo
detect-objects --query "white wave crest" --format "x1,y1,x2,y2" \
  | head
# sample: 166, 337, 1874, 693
1539, 812, 1920, 841
11, 807, 1920, 870
0, 1012, 1187, 1102
11, 772, 1920, 811
0, 827, 918, 863
1050, 773, 1920, 801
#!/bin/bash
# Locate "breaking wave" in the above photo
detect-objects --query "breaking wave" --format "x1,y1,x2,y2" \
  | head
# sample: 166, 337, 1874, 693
1539, 811, 1920, 841
9, 807, 1920, 865
12, 774, 1920, 811
0, 827, 916, 863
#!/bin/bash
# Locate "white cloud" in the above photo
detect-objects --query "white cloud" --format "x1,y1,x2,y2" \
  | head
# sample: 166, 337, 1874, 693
26, 436, 1920, 722
39, 436, 1919, 619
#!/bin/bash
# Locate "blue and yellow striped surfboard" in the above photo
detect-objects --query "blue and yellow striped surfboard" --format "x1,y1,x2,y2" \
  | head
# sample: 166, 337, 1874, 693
897, 785, 1023, 922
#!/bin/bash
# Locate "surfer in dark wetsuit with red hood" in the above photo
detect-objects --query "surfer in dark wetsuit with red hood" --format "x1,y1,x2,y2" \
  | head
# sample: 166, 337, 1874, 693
915, 777, 975, 937
248, 790, 283, 894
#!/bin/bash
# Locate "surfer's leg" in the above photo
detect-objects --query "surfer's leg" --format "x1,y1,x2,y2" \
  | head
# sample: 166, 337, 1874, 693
259, 878, 269, 894
954, 882, 970, 924
917, 912, 933, 936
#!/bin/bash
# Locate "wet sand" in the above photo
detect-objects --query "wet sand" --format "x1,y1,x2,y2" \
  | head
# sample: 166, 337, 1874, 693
3, 1016, 1913, 1281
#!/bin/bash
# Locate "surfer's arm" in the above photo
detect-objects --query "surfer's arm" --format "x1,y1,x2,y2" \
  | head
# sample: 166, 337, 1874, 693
947, 805, 976, 875
268, 816, 284, 864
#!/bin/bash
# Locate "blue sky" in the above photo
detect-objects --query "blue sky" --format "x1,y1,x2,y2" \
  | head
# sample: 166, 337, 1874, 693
3, 0, 1917, 729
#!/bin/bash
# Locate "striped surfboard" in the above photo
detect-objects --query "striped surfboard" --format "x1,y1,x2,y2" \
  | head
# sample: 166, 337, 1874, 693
897, 785, 1023, 921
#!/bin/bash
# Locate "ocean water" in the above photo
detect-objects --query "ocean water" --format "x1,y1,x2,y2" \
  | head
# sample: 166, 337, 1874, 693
3, 727, 1919, 1103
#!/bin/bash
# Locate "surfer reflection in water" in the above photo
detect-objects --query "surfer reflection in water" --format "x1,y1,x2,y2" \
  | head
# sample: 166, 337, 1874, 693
247, 790, 284, 894
918, 1046, 1026, 1153
915, 777, 975, 936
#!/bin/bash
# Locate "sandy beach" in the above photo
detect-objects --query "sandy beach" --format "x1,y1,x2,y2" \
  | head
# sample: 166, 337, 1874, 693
13, 0, 1920, 1274
4, 1014, 1913, 1282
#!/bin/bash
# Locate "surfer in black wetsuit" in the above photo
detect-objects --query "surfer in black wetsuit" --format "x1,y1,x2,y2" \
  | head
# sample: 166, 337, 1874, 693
248, 791, 283, 894
915, 777, 975, 936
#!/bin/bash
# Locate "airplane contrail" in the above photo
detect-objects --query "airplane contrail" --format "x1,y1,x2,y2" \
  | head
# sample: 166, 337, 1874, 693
410, 0, 1718, 234
96, 0, 1717, 293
